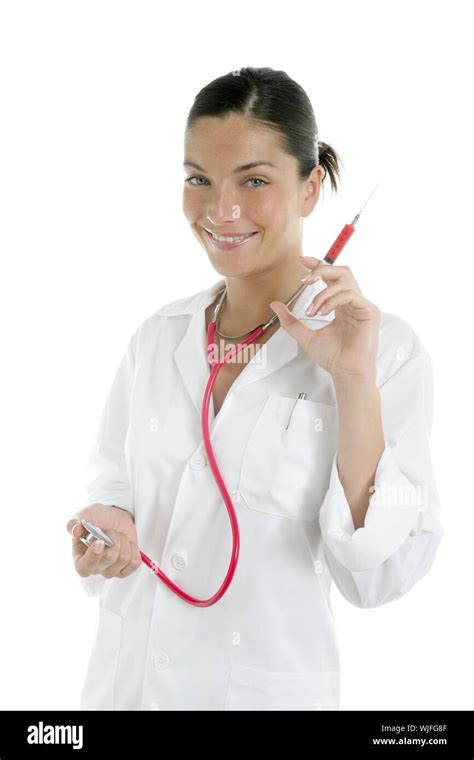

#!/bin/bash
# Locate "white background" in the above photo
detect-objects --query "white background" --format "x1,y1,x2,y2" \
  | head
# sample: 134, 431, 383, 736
0, 0, 472, 710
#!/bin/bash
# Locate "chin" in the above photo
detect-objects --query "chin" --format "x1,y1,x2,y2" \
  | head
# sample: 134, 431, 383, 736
206, 252, 261, 278
206, 257, 248, 278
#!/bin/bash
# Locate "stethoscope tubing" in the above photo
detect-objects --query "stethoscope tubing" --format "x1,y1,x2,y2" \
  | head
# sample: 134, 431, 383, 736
139, 269, 335, 605
139, 319, 266, 607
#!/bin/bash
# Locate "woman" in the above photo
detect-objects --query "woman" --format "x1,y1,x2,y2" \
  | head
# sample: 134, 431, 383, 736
67, 67, 444, 711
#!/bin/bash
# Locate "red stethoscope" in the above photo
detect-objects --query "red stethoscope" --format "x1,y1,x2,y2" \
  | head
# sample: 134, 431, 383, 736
82, 188, 378, 606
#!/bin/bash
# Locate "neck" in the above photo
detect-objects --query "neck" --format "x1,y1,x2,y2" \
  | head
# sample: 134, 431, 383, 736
218, 255, 309, 334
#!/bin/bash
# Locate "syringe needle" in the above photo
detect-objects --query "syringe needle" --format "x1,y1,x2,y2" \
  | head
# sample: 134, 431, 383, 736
351, 183, 380, 225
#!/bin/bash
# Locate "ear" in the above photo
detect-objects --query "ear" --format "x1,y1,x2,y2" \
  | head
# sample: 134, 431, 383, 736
301, 165, 324, 218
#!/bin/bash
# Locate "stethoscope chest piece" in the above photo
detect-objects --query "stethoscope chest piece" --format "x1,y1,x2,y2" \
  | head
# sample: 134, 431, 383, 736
80, 518, 116, 548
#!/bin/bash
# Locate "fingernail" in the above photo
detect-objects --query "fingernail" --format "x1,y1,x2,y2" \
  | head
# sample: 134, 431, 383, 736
94, 539, 105, 554
305, 306, 315, 316
72, 522, 81, 537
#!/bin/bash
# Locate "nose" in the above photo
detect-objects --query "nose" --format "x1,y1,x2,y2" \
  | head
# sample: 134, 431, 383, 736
206, 186, 241, 226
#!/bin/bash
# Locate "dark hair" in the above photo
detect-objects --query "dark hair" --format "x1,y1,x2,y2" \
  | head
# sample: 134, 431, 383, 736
185, 66, 342, 195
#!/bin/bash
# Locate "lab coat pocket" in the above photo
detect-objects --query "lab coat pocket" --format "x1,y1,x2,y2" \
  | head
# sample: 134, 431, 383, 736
224, 665, 340, 710
80, 604, 123, 710
238, 393, 338, 522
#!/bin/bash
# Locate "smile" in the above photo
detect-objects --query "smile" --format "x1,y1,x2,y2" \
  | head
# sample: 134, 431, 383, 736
202, 227, 259, 250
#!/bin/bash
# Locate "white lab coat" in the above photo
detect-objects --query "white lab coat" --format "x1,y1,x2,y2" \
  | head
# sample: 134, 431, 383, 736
77, 276, 443, 711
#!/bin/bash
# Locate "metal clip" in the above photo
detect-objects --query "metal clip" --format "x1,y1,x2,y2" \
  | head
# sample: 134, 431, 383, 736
284, 392, 307, 430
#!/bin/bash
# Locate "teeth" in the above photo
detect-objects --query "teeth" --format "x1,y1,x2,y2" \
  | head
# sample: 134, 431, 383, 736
208, 231, 255, 243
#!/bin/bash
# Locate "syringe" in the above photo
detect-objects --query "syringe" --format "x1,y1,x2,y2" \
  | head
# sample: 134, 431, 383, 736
322, 183, 379, 265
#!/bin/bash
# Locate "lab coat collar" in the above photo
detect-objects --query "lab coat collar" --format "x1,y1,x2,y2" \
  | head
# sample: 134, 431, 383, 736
172, 277, 331, 424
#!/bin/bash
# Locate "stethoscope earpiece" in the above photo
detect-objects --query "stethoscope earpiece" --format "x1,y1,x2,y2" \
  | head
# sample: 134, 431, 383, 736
80, 518, 115, 548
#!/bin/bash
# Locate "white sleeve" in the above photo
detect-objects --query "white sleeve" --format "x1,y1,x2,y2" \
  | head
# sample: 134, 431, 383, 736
318, 340, 444, 608
77, 330, 137, 599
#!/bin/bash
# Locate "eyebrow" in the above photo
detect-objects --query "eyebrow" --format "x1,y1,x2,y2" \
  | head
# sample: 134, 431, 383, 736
183, 160, 278, 173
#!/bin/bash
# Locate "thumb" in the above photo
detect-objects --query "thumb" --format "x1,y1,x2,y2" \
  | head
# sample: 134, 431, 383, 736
269, 300, 295, 326
270, 301, 312, 348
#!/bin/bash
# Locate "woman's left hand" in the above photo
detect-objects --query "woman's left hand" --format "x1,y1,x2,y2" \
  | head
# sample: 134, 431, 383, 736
270, 255, 381, 381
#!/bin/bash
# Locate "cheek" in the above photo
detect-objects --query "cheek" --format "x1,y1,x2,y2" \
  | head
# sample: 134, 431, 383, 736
252, 191, 288, 229
182, 190, 201, 222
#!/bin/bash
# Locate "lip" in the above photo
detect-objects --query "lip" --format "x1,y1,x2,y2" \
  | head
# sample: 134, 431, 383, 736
204, 228, 258, 235
201, 226, 259, 251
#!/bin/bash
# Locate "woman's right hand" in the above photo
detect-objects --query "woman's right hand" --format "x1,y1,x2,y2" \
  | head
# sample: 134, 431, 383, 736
66, 503, 142, 580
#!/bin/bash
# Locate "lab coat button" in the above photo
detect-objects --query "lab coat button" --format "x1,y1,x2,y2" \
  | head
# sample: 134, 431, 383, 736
314, 560, 324, 575
153, 651, 170, 670
171, 554, 186, 570
190, 454, 207, 470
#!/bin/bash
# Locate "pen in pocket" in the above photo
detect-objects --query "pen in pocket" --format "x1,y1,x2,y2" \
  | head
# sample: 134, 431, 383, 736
284, 392, 307, 430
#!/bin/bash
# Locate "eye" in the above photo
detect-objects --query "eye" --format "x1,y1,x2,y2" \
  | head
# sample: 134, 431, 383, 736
244, 177, 268, 188
184, 176, 209, 186
184, 176, 268, 188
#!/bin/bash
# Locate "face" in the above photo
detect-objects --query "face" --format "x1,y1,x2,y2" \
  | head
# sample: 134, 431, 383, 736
182, 114, 323, 277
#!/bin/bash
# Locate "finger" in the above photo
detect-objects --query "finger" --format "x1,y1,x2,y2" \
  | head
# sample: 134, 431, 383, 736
117, 541, 143, 578
71, 522, 85, 542
301, 260, 359, 289
74, 538, 108, 577
299, 255, 321, 272
300, 255, 325, 281
303, 283, 343, 317
301, 264, 344, 285
102, 534, 134, 579
67, 515, 83, 537
269, 301, 318, 352
71, 522, 90, 564
94, 530, 125, 576
70, 519, 101, 566
75, 528, 121, 576
316, 289, 377, 317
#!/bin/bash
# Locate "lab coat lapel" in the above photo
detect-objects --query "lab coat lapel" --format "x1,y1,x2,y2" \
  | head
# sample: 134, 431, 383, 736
228, 284, 325, 394
173, 277, 328, 419
173, 279, 226, 419
226, 325, 298, 394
